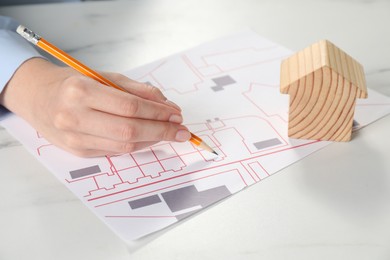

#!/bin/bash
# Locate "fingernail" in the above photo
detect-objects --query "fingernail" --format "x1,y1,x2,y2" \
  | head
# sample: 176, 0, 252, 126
175, 130, 191, 142
166, 100, 182, 111
169, 114, 183, 123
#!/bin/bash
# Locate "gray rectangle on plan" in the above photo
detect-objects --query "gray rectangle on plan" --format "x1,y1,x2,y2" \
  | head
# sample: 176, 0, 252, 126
161, 185, 231, 213
212, 75, 236, 86
129, 195, 162, 209
254, 138, 282, 150
69, 165, 101, 179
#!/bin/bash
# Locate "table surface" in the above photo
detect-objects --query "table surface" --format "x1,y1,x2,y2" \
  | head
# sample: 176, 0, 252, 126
1, 1, 390, 259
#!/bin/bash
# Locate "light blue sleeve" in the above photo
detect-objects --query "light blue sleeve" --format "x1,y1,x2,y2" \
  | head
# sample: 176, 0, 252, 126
0, 15, 43, 93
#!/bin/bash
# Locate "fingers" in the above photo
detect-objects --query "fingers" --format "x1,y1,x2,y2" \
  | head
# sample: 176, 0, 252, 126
100, 72, 181, 111
46, 72, 190, 157
57, 128, 189, 157
54, 109, 191, 143
82, 81, 183, 123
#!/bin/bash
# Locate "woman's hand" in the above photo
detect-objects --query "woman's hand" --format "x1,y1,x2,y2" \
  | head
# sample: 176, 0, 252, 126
0, 58, 190, 157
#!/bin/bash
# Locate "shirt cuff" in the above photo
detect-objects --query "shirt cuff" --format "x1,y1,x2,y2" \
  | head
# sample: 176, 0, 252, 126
0, 29, 44, 93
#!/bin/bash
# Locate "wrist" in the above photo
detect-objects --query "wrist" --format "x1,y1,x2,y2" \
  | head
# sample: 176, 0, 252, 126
0, 58, 67, 122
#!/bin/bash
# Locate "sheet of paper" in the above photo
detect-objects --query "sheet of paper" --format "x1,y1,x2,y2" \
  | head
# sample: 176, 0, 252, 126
1, 30, 390, 241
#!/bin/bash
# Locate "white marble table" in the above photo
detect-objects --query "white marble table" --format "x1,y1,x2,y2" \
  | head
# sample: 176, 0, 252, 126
1, 1, 390, 259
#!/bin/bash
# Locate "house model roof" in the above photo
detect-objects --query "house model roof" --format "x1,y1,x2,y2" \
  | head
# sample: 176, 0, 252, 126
280, 40, 367, 99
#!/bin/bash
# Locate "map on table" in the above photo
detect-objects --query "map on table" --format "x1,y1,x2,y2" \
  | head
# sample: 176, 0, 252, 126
2, 30, 390, 241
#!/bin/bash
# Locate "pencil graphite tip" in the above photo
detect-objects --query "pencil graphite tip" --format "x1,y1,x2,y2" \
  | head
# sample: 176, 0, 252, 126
212, 150, 218, 156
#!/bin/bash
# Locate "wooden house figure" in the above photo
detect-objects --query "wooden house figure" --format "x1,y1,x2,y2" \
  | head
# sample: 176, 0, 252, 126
280, 40, 368, 142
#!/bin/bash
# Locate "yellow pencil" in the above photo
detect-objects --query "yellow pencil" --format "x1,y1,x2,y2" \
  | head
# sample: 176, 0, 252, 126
16, 25, 218, 155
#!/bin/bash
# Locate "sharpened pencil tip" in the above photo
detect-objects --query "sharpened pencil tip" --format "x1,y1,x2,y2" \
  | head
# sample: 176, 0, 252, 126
212, 150, 218, 156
